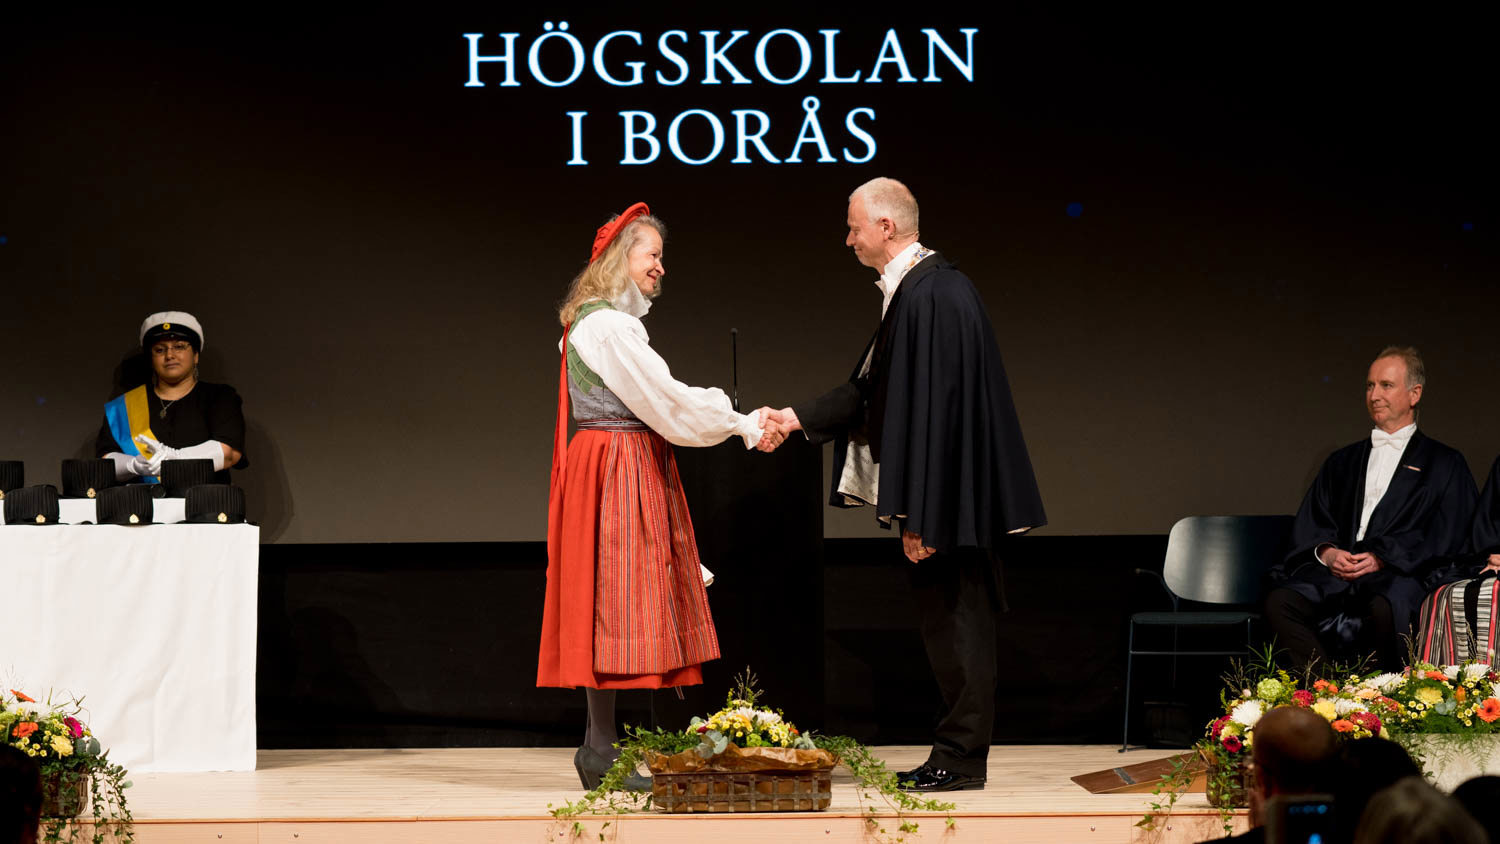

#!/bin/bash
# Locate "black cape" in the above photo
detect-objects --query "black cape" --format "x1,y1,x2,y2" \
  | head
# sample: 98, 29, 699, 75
793, 253, 1046, 552
1271, 430, 1477, 631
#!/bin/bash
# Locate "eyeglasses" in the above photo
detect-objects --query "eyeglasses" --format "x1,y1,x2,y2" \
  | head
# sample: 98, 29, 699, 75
150, 342, 194, 356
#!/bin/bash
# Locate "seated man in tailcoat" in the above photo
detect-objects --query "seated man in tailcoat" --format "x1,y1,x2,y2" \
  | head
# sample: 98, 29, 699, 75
1265, 346, 1477, 671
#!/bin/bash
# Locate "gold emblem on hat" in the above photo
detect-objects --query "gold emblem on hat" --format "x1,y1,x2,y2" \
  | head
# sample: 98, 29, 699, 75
129, 514, 140, 524
87, 488, 97, 498
218, 512, 228, 523
163, 323, 172, 329
36, 514, 46, 524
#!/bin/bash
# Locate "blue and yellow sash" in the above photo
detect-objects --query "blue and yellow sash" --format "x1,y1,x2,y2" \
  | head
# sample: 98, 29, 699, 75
103, 386, 161, 484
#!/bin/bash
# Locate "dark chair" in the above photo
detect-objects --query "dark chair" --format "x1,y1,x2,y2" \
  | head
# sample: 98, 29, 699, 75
1120, 514, 1293, 751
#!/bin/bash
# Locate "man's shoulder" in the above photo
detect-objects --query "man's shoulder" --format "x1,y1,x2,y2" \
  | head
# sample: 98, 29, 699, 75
904, 255, 980, 304
1412, 432, 1469, 470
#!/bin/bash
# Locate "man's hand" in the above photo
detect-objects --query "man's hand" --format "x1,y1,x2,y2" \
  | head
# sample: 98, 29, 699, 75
757, 406, 801, 434
1484, 554, 1500, 574
902, 529, 936, 564
1324, 546, 1384, 581
755, 410, 786, 453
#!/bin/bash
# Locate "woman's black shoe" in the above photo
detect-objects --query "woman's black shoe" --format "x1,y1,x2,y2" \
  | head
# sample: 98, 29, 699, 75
574, 745, 652, 792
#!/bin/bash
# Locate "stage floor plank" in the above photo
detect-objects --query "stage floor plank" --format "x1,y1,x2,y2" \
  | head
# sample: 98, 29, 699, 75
115, 745, 1245, 842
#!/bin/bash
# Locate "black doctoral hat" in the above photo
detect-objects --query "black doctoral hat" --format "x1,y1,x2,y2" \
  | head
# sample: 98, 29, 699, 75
160, 459, 215, 498
3, 485, 60, 526
95, 485, 155, 526
0, 461, 22, 497
61, 459, 117, 500
180, 484, 247, 524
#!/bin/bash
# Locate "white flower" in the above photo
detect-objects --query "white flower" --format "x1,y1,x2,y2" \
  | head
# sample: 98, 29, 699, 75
1231, 700, 1265, 729
1444, 665, 1462, 681
1367, 673, 1404, 694
1335, 698, 1367, 716
1465, 664, 1491, 681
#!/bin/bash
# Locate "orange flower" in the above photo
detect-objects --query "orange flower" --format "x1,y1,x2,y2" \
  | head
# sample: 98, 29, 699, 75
12, 722, 38, 739
9, 690, 34, 703
1331, 719, 1356, 733
1425, 670, 1449, 683
1478, 699, 1500, 724
1456, 686, 1468, 702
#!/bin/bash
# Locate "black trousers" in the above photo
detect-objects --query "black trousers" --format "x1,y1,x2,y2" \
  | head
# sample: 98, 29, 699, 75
1264, 586, 1401, 672
910, 547, 1004, 778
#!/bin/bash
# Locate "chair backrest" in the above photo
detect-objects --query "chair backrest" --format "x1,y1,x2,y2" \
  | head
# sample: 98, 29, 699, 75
1162, 515, 1294, 605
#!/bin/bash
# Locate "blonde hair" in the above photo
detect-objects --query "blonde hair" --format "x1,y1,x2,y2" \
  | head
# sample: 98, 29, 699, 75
850, 177, 919, 237
557, 215, 666, 327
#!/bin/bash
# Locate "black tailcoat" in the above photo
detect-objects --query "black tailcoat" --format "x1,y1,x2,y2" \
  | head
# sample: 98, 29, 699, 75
1272, 430, 1477, 630
793, 253, 1046, 551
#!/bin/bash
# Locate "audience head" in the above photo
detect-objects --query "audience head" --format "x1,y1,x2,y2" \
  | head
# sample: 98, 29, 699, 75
1252, 705, 1340, 796
0, 744, 41, 844
1352, 775, 1485, 844
1451, 775, 1500, 842
1332, 737, 1422, 842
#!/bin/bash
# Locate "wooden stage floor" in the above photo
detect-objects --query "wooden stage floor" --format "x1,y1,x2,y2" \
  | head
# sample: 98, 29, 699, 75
114, 745, 1247, 843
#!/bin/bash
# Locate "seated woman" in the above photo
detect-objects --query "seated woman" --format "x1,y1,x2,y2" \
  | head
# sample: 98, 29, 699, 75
97, 311, 247, 485
1415, 455, 1500, 662
1470, 455, 1500, 573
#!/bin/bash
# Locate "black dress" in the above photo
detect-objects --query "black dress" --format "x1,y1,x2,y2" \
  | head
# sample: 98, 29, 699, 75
95, 382, 248, 485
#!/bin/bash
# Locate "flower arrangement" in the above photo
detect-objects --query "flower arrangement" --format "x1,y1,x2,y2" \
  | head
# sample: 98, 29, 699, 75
551, 669, 954, 844
0, 688, 133, 844
1141, 649, 1500, 837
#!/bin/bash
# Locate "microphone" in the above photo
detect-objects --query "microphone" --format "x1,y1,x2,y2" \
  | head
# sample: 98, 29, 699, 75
730, 328, 740, 412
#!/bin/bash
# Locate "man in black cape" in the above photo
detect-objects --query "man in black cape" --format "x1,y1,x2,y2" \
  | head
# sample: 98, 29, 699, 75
1265, 347, 1476, 671
760, 177, 1046, 791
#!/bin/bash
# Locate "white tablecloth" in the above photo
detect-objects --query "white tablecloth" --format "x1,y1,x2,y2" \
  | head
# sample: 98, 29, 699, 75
0, 524, 258, 771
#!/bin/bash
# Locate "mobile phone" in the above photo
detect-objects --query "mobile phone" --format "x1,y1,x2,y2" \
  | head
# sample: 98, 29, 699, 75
1264, 793, 1335, 844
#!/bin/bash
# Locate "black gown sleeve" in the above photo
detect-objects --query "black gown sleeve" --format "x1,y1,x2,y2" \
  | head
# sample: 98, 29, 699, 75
204, 384, 249, 468
792, 380, 866, 445
1362, 450, 1476, 575
1471, 456, 1500, 557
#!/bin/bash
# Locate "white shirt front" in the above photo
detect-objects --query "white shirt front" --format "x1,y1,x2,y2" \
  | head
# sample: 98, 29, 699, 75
1357, 422, 1417, 541
876, 241, 928, 319
561, 286, 762, 449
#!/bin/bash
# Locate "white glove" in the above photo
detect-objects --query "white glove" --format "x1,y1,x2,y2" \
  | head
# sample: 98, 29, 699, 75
141, 436, 228, 471
105, 450, 164, 479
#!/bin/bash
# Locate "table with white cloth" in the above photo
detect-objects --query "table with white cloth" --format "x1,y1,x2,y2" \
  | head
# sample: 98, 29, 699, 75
0, 522, 258, 772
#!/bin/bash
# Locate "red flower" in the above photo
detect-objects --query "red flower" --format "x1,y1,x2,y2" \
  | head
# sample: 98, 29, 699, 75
1331, 719, 1356, 733
1350, 711, 1383, 733
1221, 735, 1242, 753
64, 717, 83, 739
1425, 670, 1449, 683
12, 722, 37, 739
1292, 690, 1315, 707
9, 690, 34, 703
1478, 699, 1500, 724
1210, 715, 1231, 739
697, 725, 709, 733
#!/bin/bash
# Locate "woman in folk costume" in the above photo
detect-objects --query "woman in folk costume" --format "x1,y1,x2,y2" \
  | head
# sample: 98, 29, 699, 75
537, 202, 780, 791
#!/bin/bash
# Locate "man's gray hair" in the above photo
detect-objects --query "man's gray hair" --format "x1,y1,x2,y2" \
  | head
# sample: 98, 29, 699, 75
1376, 345, 1426, 388
850, 177, 919, 237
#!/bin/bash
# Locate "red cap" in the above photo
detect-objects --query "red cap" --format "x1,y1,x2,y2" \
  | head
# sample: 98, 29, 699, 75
590, 202, 651, 263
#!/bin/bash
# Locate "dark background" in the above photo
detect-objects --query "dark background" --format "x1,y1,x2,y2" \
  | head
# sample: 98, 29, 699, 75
2, 4, 1494, 747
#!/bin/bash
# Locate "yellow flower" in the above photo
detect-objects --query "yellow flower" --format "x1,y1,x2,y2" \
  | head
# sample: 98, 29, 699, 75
1416, 687, 1443, 705
51, 736, 72, 756
1312, 701, 1338, 721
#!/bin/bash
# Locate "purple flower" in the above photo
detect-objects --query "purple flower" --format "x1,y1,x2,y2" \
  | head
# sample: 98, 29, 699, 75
63, 717, 83, 738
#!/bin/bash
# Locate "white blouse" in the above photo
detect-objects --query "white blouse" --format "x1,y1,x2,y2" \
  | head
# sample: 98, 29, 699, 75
564, 290, 762, 450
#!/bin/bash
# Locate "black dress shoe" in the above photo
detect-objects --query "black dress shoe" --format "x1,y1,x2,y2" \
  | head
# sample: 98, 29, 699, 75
897, 763, 985, 792
574, 746, 652, 792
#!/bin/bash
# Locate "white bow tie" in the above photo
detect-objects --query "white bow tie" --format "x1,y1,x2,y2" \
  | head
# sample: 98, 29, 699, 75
1371, 429, 1412, 451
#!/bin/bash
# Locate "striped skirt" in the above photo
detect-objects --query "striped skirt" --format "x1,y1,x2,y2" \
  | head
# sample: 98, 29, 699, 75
1417, 576, 1500, 664
536, 423, 720, 689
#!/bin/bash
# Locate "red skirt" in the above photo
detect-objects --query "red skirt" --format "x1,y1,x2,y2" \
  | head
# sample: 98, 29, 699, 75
536, 426, 720, 689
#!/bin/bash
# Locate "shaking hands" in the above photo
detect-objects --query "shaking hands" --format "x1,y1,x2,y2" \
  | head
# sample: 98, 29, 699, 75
754, 407, 801, 453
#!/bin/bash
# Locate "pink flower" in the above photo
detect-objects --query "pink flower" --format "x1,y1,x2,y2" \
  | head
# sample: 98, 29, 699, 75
64, 717, 83, 739
1209, 715, 1230, 739
1350, 711, 1382, 733
1292, 690, 1315, 707
1221, 735, 1243, 753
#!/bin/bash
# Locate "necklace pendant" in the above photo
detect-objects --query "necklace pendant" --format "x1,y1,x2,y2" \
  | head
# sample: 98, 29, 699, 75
159, 407, 168, 419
